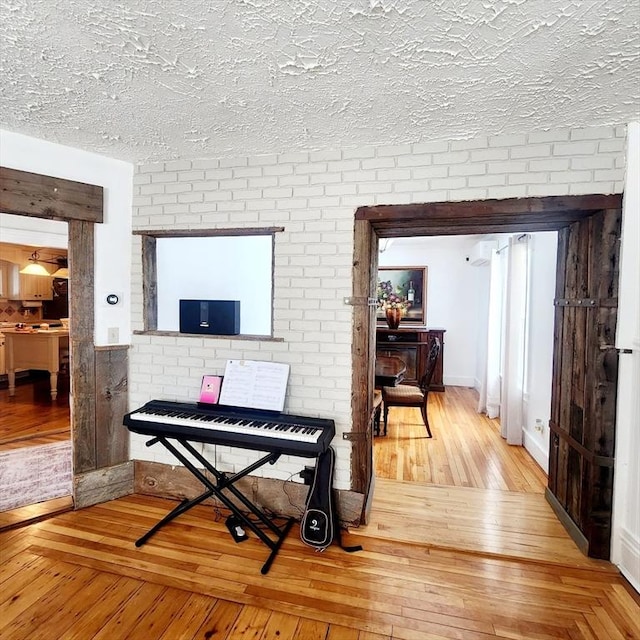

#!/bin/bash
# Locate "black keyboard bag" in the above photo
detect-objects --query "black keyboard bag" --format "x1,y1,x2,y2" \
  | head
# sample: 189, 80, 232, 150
300, 446, 335, 550
300, 446, 362, 553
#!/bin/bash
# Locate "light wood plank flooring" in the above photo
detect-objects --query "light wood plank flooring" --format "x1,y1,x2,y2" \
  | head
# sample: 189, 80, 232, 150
0, 376, 72, 523
1, 494, 638, 640
1, 385, 638, 637
0, 374, 70, 448
352, 478, 602, 568
352, 386, 604, 568
374, 386, 546, 492
0, 496, 74, 531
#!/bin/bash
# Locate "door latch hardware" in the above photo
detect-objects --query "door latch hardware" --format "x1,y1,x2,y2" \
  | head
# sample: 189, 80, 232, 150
342, 431, 370, 441
343, 297, 378, 306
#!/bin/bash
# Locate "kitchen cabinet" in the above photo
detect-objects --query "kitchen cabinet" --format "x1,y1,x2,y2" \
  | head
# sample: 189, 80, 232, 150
376, 327, 445, 390
1, 243, 65, 301
19, 272, 53, 300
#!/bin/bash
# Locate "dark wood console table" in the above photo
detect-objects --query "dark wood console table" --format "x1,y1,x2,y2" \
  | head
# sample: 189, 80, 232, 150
376, 327, 446, 391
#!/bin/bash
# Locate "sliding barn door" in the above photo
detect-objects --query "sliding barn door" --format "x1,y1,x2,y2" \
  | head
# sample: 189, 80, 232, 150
548, 206, 622, 560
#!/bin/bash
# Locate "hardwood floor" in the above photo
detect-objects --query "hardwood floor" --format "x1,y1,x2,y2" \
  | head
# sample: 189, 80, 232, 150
353, 478, 602, 567
0, 375, 72, 522
1, 384, 638, 637
358, 387, 600, 567
0, 496, 74, 531
0, 374, 71, 448
1, 494, 638, 639
374, 386, 546, 492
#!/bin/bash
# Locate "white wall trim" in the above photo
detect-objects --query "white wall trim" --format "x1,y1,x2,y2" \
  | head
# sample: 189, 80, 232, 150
523, 427, 549, 473
619, 526, 640, 594
443, 377, 476, 387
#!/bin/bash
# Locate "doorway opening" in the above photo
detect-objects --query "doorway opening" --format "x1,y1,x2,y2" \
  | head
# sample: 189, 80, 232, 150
0, 166, 102, 529
372, 231, 555, 495
0, 229, 72, 519
350, 194, 622, 562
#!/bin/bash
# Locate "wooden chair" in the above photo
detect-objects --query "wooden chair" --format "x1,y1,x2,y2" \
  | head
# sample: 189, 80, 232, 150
381, 337, 441, 437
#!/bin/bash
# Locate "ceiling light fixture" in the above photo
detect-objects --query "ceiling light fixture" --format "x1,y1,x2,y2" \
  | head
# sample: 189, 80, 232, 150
51, 256, 69, 279
51, 266, 69, 279
19, 251, 51, 276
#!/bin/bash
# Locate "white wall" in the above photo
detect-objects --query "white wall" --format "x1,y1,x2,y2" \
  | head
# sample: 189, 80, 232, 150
379, 236, 480, 387
129, 125, 627, 492
156, 235, 272, 335
0, 130, 134, 345
474, 262, 491, 388
612, 121, 640, 591
0, 214, 68, 248
522, 232, 558, 472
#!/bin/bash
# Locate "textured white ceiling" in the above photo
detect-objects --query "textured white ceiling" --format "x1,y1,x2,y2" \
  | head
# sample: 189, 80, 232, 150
1, 1, 638, 163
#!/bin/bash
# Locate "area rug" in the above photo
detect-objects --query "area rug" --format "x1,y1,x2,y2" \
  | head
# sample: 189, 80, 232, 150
0, 441, 72, 511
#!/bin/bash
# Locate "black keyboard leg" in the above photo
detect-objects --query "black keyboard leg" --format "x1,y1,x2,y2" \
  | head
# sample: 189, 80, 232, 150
134, 435, 300, 574
135, 490, 213, 547
261, 517, 295, 575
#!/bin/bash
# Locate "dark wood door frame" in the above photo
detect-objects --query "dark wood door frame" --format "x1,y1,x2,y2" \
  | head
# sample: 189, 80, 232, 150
547, 208, 621, 559
0, 166, 105, 480
351, 194, 623, 528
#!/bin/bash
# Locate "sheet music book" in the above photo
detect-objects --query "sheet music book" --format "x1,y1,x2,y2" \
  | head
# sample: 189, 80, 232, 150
219, 360, 290, 412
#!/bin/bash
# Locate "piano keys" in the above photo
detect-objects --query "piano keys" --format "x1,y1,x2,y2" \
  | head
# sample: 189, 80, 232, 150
124, 399, 335, 457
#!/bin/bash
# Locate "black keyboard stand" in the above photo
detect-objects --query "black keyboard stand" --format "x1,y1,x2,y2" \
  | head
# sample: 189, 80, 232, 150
135, 434, 296, 575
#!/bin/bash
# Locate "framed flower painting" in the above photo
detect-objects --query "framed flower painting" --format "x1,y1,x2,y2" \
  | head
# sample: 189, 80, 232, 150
376, 266, 427, 324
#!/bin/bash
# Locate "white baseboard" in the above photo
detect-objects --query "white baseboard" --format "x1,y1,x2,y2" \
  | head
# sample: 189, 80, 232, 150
523, 427, 549, 473
619, 527, 640, 594
443, 376, 476, 387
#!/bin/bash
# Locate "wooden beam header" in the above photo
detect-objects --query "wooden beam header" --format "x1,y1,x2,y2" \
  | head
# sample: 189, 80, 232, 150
0, 166, 103, 223
356, 194, 624, 236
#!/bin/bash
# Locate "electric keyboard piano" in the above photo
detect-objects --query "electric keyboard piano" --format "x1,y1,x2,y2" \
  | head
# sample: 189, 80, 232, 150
123, 399, 336, 574
124, 399, 335, 457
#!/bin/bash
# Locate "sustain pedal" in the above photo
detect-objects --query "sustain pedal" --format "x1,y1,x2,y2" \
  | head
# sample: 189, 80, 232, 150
225, 514, 248, 542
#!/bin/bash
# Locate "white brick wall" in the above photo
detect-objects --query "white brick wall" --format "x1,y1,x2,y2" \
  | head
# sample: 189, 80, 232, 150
130, 125, 627, 490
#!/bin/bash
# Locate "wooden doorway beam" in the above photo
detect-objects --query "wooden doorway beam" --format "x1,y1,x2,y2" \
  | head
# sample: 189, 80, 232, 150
356, 194, 619, 235
0, 167, 103, 223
